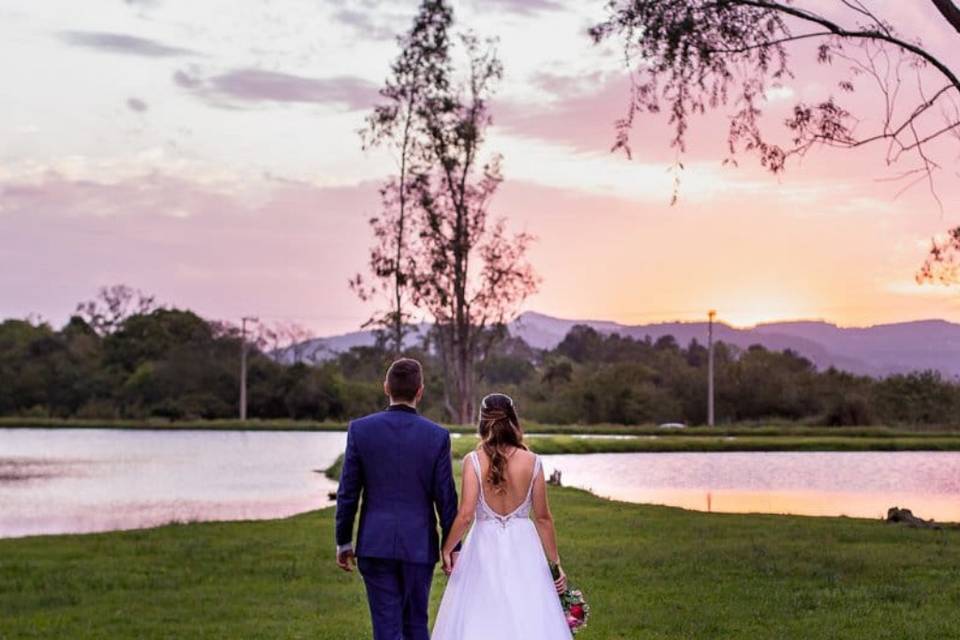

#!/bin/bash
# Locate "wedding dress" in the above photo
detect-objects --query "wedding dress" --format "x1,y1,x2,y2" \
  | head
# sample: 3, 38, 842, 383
432, 451, 573, 640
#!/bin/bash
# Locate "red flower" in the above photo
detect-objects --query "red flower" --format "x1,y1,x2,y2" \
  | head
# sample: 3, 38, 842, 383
569, 604, 584, 619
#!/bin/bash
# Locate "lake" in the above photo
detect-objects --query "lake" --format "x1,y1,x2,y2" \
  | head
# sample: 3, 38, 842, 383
542, 451, 960, 522
4, 429, 960, 539
0, 428, 345, 538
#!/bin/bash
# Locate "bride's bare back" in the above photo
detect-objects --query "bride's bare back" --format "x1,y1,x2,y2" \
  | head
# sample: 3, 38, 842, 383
474, 447, 538, 516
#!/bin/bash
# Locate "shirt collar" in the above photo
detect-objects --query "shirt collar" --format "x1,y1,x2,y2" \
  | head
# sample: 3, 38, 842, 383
386, 404, 418, 415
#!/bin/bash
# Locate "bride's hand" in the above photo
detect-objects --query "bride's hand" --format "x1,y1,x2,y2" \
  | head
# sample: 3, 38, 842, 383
553, 565, 567, 594
442, 550, 454, 576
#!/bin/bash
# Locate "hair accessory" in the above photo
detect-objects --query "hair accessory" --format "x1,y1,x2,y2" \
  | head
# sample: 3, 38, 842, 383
481, 393, 514, 409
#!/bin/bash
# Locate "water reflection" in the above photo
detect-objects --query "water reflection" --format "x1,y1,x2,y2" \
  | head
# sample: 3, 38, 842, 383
6, 432, 960, 539
542, 451, 960, 522
0, 428, 345, 538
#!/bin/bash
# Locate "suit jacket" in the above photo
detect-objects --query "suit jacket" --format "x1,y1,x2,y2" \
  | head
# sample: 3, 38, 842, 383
335, 404, 459, 565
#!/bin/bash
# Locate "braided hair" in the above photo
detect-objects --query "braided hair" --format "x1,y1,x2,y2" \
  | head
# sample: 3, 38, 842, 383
477, 393, 528, 495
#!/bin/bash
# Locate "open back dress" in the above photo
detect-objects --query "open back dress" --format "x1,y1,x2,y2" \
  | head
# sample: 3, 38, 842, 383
431, 451, 573, 640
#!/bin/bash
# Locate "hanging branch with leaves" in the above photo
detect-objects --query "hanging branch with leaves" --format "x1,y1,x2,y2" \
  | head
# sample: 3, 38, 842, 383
591, 0, 960, 206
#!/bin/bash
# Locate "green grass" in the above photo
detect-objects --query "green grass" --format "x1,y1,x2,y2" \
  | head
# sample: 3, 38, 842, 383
321, 433, 960, 482
2, 485, 959, 639
4, 416, 960, 438
454, 435, 960, 456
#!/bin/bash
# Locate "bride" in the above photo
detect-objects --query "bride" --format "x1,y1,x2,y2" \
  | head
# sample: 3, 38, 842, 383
432, 393, 573, 640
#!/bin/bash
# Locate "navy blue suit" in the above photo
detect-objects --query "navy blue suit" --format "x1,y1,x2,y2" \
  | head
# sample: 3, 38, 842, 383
335, 404, 459, 640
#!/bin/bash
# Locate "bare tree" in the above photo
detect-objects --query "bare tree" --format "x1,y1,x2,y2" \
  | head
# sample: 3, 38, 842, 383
590, 1, 960, 207
352, 3, 442, 356
413, 30, 539, 424
75, 285, 158, 335
349, 180, 419, 355
251, 321, 315, 364
256, 322, 282, 356
357, 0, 539, 423
278, 321, 315, 365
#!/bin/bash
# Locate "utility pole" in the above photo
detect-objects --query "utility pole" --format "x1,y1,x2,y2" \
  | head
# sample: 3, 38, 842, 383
707, 309, 716, 427
240, 316, 258, 421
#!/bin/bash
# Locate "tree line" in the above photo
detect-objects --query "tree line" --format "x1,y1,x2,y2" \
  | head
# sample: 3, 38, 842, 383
3, 307, 959, 428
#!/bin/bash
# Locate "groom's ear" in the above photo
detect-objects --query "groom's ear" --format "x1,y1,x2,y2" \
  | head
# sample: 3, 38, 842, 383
383, 380, 392, 399
415, 385, 424, 403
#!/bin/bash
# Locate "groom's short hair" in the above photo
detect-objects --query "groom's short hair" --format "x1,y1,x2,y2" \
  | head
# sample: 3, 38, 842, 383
386, 358, 423, 402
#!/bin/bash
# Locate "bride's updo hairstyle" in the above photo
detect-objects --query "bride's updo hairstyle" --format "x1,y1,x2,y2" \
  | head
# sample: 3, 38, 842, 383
477, 393, 528, 495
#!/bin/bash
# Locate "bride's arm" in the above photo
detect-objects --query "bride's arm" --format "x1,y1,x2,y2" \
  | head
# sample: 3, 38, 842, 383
441, 457, 479, 574
531, 468, 567, 593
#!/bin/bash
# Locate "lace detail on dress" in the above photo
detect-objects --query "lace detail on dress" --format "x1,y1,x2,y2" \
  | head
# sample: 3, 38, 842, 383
470, 451, 541, 528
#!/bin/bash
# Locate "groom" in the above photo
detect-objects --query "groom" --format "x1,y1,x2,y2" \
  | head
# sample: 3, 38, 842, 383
335, 358, 460, 640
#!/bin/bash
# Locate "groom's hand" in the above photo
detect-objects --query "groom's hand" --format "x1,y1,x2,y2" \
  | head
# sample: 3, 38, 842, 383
441, 551, 459, 576
336, 548, 356, 572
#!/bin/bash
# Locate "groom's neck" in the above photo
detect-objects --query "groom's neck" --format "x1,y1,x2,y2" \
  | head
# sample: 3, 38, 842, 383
389, 399, 417, 409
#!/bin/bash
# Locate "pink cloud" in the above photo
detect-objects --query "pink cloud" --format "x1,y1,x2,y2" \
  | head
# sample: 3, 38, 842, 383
59, 30, 198, 57
173, 68, 379, 111
0, 172, 381, 332
2, 166, 959, 334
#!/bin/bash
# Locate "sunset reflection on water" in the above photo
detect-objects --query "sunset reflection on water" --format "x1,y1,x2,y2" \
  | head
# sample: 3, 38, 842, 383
542, 451, 960, 522
0, 429, 346, 538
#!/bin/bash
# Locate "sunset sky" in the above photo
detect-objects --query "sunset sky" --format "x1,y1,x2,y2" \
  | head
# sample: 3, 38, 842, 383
2, 0, 960, 335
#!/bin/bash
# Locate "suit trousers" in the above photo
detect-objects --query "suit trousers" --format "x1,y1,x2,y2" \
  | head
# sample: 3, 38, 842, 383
357, 556, 435, 640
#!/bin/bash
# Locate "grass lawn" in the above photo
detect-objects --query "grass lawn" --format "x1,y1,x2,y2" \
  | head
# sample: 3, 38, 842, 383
4, 417, 960, 439
2, 482, 959, 639
323, 433, 960, 480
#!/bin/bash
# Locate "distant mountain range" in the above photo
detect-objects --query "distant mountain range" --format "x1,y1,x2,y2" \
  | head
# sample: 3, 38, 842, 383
276, 311, 960, 380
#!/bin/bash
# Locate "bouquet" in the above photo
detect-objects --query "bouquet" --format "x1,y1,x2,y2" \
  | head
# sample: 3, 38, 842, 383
550, 563, 590, 634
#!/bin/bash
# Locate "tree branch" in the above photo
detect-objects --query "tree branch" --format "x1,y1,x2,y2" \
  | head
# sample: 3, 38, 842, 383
740, 0, 960, 93
931, 0, 960, 35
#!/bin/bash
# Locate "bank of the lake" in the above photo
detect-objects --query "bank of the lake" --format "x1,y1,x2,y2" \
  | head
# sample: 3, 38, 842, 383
2, 484, 958, 639
5, 417, 960, 439
322, 433, 960, 481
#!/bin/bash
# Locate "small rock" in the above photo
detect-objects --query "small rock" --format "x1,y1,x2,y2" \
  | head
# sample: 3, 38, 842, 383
886, 506, 941, 530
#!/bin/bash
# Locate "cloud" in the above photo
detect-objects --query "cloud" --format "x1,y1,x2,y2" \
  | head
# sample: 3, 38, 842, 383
173, 67, 378, 110
0, 171, 233, 219
469, 0, 566, 14
0, 169, 380, 332
332, 9, 398, 40
59, 30, 197, 57
528, 69, 606, 98
172, 69, 202, 90
495, 72, 801, 164
494, 74, 632, 155
126, 97, 149, 113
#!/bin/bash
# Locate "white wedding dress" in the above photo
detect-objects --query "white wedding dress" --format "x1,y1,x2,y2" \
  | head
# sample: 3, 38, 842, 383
432, 452, 573, 640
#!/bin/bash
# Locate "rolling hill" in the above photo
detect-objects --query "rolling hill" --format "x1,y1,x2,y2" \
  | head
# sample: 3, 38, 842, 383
276, 311, 960, 380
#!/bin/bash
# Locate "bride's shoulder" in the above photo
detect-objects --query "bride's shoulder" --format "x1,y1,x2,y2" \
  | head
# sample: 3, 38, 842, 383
517, 447, 536, 459
513, 448, 538, 466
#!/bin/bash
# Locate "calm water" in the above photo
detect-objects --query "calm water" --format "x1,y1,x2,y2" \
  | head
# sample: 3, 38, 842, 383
542, 451, 960, 522
0, 428, 345, 538
5, 431, 960, 539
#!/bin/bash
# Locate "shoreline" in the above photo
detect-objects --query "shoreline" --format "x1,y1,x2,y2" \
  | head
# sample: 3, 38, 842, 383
320, 434, 960, 483
4, 474, 956, 544
3, 417, 960, 438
